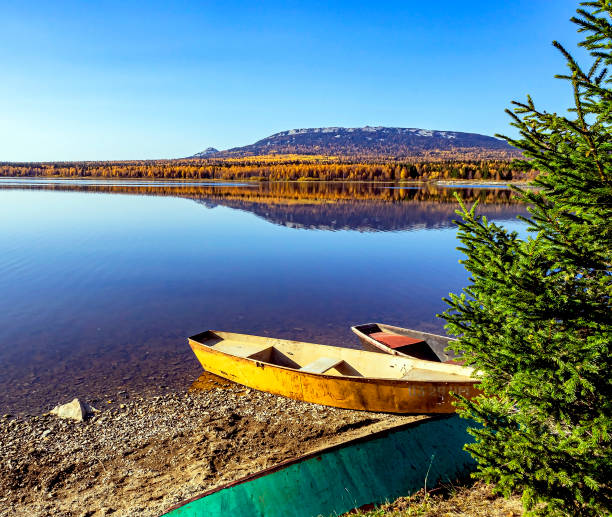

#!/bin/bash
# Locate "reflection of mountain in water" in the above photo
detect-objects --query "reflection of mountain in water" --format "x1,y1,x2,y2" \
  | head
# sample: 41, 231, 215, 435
1, 180, 529, 232
196, 198, 527, 232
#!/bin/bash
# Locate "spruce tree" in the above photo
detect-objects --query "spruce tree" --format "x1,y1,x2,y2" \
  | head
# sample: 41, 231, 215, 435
440, 2, 612, 515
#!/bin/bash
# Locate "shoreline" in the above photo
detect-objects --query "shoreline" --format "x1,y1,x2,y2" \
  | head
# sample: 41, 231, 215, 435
0, 372, 424, 517
0, 176, 530, 186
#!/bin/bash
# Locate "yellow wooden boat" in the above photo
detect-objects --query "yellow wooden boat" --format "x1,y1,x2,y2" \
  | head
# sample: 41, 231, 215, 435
189, 330, 480, 414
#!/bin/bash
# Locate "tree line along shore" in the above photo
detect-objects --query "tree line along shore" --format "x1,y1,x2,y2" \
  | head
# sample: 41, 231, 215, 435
0, 155, 536, 182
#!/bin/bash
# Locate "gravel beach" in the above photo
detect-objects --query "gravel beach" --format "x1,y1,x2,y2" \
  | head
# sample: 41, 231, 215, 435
0, 372, 423, 517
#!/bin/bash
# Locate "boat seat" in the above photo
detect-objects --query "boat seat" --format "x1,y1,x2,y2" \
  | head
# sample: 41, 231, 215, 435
212, 342, 274, 359
370, 332, 440, 362
370, 332, 427, 349
299, 357, 344, 374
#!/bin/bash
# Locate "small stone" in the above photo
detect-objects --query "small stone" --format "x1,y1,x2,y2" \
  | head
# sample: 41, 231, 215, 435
41, 429, 51, 439
49, 398, 98, 422
3, 414, 11, 419
120, 404, 126, 409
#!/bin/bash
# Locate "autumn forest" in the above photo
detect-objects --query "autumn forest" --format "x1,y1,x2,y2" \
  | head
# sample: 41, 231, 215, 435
0, 154, 534, 182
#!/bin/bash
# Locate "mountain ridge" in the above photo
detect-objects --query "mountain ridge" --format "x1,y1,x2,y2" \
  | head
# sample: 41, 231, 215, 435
191, 147, 219, 158
192, 126, 518, 159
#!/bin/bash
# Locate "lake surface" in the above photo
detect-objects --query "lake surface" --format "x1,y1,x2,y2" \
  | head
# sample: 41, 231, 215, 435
0, 179, 529, 414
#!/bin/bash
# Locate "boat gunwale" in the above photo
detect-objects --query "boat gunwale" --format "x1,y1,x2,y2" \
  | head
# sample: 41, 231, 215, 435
188, 331, 477, 386
160, 414, 450, 515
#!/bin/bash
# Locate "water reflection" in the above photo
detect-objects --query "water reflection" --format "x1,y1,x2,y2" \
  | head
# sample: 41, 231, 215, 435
1, 180, 526, 232
0, 180, 529, 415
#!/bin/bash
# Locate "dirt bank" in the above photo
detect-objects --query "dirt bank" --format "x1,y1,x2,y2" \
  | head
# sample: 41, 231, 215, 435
0, 373, 423, 517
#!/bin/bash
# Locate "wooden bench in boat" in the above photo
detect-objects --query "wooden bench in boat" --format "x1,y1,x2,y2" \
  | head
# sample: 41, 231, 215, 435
369, 332, 427, 349
213, 341, 346, 374
212, 342, 273, 359
299, 357, 344, 374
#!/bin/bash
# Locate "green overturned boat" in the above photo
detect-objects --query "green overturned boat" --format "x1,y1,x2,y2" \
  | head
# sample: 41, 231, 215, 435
161, 415, 474, 517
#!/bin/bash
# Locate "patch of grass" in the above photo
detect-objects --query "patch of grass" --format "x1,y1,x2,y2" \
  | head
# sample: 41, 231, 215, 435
350, 483, 523, 517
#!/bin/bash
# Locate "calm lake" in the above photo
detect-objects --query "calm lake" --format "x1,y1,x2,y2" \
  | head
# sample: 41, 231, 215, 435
0, 179, 529, 414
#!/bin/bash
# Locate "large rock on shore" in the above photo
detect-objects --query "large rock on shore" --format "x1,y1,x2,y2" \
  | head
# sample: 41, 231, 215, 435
49, 398, 97, 421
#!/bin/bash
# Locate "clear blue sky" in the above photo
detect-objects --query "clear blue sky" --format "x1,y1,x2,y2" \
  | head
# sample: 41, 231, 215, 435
1, 1, 584, 161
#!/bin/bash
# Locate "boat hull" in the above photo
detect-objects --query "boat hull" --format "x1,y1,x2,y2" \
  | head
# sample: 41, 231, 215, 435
189, 333, 478, 414
162, 415, 475, 517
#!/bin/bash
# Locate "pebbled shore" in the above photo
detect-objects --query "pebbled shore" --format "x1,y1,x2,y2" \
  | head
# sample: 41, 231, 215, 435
0, 373, 423, 517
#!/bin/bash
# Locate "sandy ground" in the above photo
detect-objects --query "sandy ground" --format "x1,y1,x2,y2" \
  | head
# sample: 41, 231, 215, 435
0, 373, 424, 517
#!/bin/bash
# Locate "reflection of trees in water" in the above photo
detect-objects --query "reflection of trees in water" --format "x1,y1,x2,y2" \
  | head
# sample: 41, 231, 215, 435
1, 181, 523, 201
197, 199, 527, 232
2, 181, 528, 231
